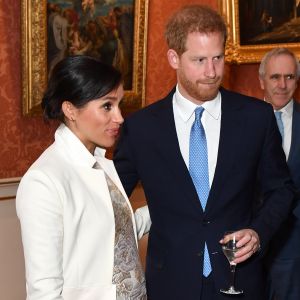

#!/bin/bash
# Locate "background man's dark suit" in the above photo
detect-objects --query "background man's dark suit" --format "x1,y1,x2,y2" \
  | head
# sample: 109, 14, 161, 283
266, 101, 300, 298
290, 102, 300, 216
114, 87, 294, 300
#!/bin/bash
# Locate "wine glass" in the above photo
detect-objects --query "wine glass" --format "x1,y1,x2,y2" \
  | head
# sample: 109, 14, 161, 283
220, 231, 243, 295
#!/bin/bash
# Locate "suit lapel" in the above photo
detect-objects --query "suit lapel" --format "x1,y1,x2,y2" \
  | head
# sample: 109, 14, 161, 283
288, 101, 300, 165
205, 89, 245, 213
151, 91, 203, 211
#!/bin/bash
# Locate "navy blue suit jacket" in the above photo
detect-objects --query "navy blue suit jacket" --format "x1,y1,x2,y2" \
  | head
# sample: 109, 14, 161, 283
114, 87, 294, 300
267, 101, 300, 260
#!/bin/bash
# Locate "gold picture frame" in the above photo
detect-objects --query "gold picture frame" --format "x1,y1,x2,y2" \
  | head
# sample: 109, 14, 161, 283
218, 0, 300, 64
21, 0, 148, 116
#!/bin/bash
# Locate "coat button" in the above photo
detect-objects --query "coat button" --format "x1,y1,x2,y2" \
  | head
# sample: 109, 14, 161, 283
203, 219, 210, 225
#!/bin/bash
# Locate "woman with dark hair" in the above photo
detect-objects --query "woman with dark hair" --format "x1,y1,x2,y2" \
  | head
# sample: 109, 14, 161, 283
16, 55, 149, 300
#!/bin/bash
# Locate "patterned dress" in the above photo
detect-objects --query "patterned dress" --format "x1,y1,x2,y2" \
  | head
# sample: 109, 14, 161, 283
104, 170, 147, 299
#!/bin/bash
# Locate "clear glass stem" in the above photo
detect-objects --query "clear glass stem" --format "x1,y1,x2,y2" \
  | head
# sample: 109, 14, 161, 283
230, 264, 236, 289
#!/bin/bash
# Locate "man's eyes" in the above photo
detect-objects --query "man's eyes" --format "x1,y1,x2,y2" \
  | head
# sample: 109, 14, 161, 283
213, 55, 224, 61
192, 55, 223, 63
270, 74, 296, 80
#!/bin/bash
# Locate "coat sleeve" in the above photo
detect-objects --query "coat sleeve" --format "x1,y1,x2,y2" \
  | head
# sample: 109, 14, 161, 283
16, 169, 64, 300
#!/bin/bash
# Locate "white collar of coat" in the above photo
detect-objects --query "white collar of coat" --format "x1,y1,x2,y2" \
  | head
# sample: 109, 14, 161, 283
55, 123, 106, 168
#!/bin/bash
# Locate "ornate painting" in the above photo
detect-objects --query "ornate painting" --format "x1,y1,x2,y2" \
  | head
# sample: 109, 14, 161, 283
21, 0, 148, 115
218, 0, 300, 63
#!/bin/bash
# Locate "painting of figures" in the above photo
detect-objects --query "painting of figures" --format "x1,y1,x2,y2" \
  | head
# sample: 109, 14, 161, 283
239, 0, 300, 45
21, 0, 147, 115
47, 0, 134, 89
218, 0, 300, 63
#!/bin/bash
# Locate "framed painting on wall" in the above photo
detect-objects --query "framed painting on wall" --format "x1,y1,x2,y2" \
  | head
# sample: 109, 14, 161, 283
218, 0, 300, 64
21, 0, 148, 116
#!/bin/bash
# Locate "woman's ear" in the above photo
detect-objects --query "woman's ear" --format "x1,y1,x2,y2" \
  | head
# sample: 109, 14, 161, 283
62, 101, 76, 122
167, 49, 180, 69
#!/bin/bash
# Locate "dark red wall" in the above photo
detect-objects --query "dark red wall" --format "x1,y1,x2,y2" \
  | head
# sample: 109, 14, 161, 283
0, 0, 299, 178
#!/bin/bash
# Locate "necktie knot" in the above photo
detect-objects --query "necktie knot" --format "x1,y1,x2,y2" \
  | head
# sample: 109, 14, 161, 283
195, 106, 205, 123
274, 110, 282, 121
274, 111, 284, 139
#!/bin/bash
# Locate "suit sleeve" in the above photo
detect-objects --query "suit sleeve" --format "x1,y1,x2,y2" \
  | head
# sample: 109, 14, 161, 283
250, 106, 295, 250
114, 121, 140, 197
16, 170, 64, 300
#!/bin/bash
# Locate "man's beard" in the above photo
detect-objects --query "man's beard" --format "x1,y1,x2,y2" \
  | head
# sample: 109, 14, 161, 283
178, 72, 222, 103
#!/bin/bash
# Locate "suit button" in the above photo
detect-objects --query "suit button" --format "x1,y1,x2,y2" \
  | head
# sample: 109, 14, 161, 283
203, 219, 210, 225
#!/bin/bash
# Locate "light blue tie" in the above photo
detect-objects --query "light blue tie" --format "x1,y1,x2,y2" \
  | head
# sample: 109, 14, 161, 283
274, 111, 284, 140
189, 106, 212, 277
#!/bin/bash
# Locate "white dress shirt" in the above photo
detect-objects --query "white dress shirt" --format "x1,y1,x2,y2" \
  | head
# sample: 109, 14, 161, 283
173, 86, 221, 187
275, 99, 293, 159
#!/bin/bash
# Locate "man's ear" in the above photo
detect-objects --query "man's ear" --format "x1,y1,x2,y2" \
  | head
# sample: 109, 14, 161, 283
62, 101, 76, 122
259, 77, 265, 90
167, 49, 180, 69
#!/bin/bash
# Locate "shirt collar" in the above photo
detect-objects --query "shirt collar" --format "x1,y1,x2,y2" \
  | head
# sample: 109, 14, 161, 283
275, 99, 293, 118
174, 85, 221, 122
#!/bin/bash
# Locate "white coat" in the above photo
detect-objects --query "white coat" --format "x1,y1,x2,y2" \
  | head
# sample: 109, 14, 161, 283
16, 124, 150, 300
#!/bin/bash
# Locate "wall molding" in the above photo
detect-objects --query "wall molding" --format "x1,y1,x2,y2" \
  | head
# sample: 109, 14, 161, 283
0, 177, 20, 201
